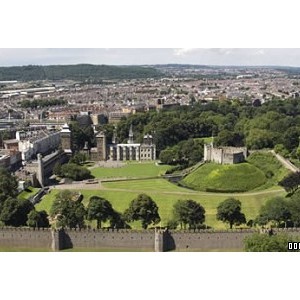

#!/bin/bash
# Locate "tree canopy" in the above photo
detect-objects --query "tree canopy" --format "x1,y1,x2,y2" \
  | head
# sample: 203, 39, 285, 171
50, 190, 86, 228
172, 199, 205, 229
244, 233, 300, 252
216, 198, 246, 229
60, 163, 92, 181
0, 198, 34, 227
124, 194, 160, 229
27, 210, 50, 228
87, 196, 114, 229
0, 168, 18, 204
256, 197, 291, 227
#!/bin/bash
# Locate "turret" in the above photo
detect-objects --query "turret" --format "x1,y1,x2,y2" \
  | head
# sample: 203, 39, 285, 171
60, 123, 73, 153
128, 124, 134, 144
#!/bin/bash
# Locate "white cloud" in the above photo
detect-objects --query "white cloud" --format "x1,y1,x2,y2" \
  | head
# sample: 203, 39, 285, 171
173, 48, 198, 56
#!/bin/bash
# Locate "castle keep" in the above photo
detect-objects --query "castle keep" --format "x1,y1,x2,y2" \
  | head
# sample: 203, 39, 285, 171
204, 142, 247, 164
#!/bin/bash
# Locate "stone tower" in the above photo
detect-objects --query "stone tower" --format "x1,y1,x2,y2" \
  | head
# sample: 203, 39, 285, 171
96, 131, 107, 161
37, 153, 44, 187
60, 123, 72, 153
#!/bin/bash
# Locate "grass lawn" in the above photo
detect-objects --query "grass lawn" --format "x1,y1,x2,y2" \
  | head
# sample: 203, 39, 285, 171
36, 178, 286, 229
91, 162, 171, 179
18, 187, 40, 201
181, 162, 266, 192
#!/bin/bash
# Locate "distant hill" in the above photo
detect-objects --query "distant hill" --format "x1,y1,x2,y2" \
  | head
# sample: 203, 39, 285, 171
0, 64, 162, 82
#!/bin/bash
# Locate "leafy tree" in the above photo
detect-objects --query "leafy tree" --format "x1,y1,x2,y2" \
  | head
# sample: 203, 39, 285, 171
109, 210, 129, 229
244, 233, 300, 252
124, 194, 160, 229
0, 198, 34, 227
87, 196, 114, 228
27, 210, 50, 228
215, 129, 244, 147
287, 190, 300, 226
53, 162, 62, 177
216, 198, 246, 229
274, 144, 290, 158
159, 148, 178, 165
256, 197, 291, 227
173, 199, 205, 229
278, 172, 300, 193
60, 163, 91, 181
69, 153, 87, 165
0, 168, 18, 204
50, 190, 86, 228
283, 126, 300, 151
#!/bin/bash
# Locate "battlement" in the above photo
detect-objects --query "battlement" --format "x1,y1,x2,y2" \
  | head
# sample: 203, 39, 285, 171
1, 227, 300, 251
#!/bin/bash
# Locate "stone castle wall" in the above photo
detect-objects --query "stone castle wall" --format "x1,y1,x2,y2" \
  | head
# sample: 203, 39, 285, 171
0, 227, 52, 249
1, 228, 300, 251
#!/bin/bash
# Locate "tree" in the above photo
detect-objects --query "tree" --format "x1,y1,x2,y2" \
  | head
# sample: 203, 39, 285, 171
0, 198, 34, 227
124, 194, 160, 229
279, 172, 300, 193
0, 168, 18, 204
27, 210, 50, 228
87, 196, 114, 229
60, 163, 91, 181
69, 152, 87, 165
274, 144, 290, 158
256, 197, 291, 227
244, 233, 300, 252
173, 199, 205, 229
53, 162, 62, 177
216, 198, 246, 229
287, 190, 300, 227
50, 190, 86, 228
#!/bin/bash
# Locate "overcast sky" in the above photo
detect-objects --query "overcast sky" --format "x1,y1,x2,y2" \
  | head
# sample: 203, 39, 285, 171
1, 48, 300, 67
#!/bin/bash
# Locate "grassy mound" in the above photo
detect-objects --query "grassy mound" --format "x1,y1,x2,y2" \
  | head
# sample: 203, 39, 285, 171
247, 152, 290, 189
181, 162, 267, 192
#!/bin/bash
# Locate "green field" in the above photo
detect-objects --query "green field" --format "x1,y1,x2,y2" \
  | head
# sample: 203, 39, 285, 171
36, 178, 285, 229
91, 162, 171, 179
181, 162, 266, 192
36, 151, 289, 230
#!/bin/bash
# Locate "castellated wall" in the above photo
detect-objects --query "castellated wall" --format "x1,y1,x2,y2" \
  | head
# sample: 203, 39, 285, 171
61, 229, 155, 250
1, 228, 300, 251
165, 230, 254, 251
0, 228, 52, 249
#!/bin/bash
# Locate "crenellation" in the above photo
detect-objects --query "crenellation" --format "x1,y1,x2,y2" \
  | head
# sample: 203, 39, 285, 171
1, 227, 300, 251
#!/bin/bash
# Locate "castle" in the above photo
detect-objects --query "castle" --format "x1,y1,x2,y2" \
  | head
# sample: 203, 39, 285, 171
204, 141, 247, 165
60, 123, 156, 162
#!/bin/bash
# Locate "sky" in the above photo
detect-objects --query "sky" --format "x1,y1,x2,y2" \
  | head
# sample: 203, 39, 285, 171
1, 48, 300, 67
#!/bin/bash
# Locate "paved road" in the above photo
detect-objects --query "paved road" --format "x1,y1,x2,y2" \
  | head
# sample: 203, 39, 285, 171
51, 181, 285, 197
270, 150, 299, 173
